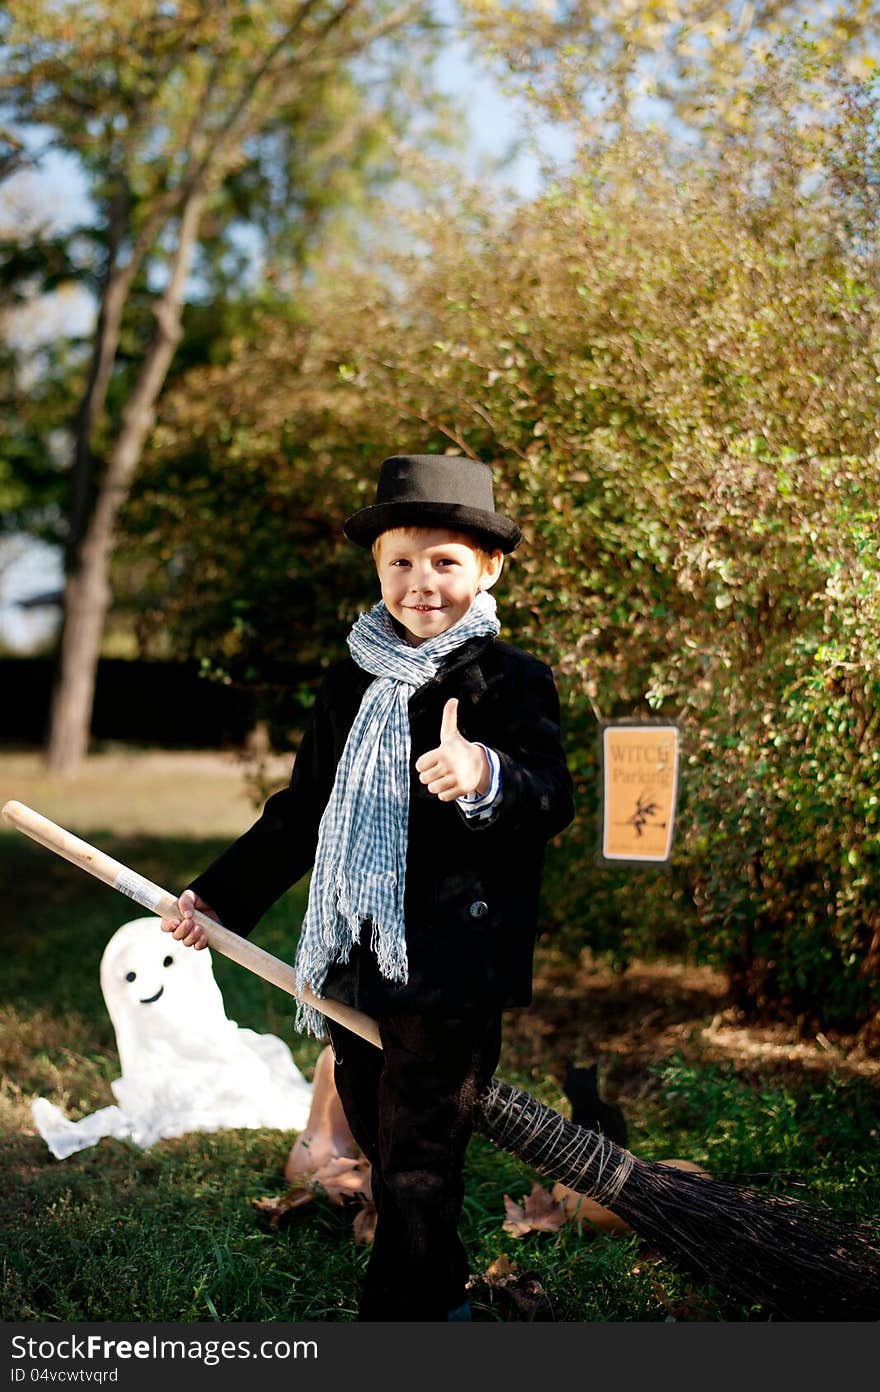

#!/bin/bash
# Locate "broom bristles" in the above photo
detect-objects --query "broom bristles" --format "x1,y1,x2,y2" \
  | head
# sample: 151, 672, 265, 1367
476, 1079, 880, 1321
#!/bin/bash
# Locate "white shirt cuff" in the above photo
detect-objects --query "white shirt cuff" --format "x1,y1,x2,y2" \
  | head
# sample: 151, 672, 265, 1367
457, 745, 502, 818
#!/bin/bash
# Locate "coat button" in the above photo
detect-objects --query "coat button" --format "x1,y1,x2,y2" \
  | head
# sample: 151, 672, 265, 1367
468, 900, 489, 920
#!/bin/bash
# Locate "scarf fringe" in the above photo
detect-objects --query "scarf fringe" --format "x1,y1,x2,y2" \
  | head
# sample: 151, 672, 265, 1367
291, 592, 500, 1039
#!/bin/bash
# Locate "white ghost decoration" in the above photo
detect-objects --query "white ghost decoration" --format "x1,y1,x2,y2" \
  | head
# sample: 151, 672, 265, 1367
32, 916, 313, 1159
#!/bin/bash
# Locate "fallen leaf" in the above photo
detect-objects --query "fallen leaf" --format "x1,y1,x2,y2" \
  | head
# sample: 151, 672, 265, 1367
352, 1201, 378, 1246
311, 1155, 373, 1205
250, 1155, 372, 1230
251, 1185, 317, 1229
551, 1183, 631, 1234
550, 1158, 712, 1236
470, 1259, 555, 1321
502, 1181, 566, 1237
658, 1158, 712, 1179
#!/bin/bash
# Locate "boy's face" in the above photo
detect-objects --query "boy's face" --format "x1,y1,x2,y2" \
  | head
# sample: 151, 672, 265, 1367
374, 526, 503, 647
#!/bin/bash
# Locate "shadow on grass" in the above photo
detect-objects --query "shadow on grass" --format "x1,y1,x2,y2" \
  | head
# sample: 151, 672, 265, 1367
2, 829, 878, 1323
1, 830, 311, 1040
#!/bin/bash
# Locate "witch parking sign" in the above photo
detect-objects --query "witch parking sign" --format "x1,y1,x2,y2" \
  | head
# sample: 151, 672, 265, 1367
597, 719, 680, 867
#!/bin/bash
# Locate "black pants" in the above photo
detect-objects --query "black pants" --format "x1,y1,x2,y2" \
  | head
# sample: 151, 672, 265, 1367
326, 1008, 502, 1322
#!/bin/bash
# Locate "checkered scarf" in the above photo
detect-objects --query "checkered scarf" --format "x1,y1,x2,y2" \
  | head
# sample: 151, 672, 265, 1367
293, 590, 500, 1038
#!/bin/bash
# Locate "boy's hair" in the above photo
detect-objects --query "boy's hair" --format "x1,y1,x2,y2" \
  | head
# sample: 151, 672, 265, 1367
371, 526, 502, 573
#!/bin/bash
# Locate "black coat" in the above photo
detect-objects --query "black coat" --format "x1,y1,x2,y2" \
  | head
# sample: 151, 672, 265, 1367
189, 635, 575, 1016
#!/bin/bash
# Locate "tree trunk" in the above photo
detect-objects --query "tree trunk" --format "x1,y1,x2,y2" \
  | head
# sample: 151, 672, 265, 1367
45, 192, 206, 775
66, 186, 132, 561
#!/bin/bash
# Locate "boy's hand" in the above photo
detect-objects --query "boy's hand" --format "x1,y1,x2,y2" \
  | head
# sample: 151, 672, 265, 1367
415, 698, 490, 802
160, 889, 217, 950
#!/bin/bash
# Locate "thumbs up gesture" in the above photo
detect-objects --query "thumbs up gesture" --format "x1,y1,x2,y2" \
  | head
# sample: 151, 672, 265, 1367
415, 698, 490, 803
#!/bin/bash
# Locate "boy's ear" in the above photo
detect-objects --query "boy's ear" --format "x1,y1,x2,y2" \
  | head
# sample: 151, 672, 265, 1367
479, 551, 504, 591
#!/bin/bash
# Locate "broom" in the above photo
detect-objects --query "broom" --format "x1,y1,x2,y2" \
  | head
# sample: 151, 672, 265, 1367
4, 799, 879, 1322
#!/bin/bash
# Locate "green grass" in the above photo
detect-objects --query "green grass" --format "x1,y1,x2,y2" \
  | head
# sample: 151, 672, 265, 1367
2, 824, 878, 1323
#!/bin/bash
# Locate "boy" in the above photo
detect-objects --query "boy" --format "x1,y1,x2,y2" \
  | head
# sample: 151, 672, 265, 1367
162, 453, 574, 1321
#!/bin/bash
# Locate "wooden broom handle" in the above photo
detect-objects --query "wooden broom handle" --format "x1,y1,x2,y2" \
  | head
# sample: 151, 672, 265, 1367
1, 799, 381, 1049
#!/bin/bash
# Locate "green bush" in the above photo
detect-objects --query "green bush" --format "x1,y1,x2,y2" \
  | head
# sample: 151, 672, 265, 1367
128, 46, 880, 1039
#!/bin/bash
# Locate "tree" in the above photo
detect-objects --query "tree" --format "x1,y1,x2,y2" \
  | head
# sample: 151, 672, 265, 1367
125, 43, 880, 1036
0, 0, 442, 773
458, 0, 879, 134
0, 175, 85, 559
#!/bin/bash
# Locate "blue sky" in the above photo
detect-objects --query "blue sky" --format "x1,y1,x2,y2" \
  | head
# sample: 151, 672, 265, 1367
432, 21, 575, 194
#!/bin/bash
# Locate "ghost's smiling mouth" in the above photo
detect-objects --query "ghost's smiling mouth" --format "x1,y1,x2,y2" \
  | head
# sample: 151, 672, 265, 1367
139, 986, 164, 1004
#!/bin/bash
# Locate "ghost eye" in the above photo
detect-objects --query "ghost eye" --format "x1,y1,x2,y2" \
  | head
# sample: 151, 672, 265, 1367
163, 955, 174, 967
125, 971, 136, 982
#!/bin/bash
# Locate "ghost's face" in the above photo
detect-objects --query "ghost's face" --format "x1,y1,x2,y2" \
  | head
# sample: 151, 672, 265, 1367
99, 917, 229, 1073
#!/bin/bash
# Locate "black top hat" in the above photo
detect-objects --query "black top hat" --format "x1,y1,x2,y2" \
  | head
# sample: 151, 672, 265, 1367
344, 454, 521, 552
